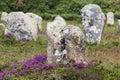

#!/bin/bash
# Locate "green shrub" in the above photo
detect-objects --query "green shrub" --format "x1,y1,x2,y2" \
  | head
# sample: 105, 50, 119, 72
61, 14, 81, 21
115, 11, 120, 19
37, 13, 54, 20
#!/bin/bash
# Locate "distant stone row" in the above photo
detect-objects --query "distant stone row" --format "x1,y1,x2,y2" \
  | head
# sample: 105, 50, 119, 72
0, 4, 118, 64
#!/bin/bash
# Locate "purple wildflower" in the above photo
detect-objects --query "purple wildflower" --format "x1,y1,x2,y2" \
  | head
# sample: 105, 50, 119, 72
11, 63, 17, 69
34, 55, 47, 63
25, 59, 34, 66
3, 69, 12, 77
20, 38, 30, 41
41, 64, 48, 69
0, 55, 54, 79
21, 66, 30, 73
41, 64, 55, 69
34, 67, 40, 72
12, 69, 19, 76
48, 64, 55, 68
6, 33, 12, 38
0, 72, 4, 80
73, 62, 89, 71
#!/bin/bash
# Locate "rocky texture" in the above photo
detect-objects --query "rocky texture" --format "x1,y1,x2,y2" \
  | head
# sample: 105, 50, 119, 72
47, 15, 66, 44
47, 16, 86, 64
1, 12, 8, 22
81, 4, 106, 43
47, 16, 66, 63
5, 12, 38, 41
107, 12, 114, 25
26, 12, 42, 31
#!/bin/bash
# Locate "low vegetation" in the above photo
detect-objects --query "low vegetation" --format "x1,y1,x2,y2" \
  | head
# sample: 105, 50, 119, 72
0, 20, 120, 79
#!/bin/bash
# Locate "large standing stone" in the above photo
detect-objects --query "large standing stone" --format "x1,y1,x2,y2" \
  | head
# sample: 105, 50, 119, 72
5, 12, 38, 41
107, 12, 114, 25
47, 16, 66, 63
26, 12, 42, 31
1, 12, 8, 22
47, 16, 86, 64
81, 4, 106, 43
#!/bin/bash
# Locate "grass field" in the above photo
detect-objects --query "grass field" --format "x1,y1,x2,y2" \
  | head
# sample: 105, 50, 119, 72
0, 20, 120, 79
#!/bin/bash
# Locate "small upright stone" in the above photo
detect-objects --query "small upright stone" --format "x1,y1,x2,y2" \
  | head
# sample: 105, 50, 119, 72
81, 4, 106, 44
47, 16, 86, 64
107, 12, 114, 25
118, 19, 120, 32
1, 12, 8, 22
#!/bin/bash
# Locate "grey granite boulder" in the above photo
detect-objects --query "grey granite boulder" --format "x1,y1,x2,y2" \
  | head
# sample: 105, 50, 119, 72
81, 4, 106, 43
47, 16, 86, 64
5, 12, 38, 41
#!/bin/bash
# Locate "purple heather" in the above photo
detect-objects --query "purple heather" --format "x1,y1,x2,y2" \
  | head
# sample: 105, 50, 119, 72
6, 33, 12, 38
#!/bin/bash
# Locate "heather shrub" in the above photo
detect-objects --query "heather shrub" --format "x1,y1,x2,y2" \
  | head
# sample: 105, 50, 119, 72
0, 55, 119, 80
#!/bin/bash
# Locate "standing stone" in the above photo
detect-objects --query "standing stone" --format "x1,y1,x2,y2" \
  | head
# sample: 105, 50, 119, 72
118, 19, 120, 32
26, 12, 42, 31
81, 4, 106, 43
47, 15, 66, 64
47, 16, 86, 64
5, 12, 38, 41
61, 25, 86, 63
107, 12, 114, 25
1, 12, 8, 22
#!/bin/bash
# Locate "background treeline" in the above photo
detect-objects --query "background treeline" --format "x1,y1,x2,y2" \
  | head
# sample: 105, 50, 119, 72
0, 0, 120, 20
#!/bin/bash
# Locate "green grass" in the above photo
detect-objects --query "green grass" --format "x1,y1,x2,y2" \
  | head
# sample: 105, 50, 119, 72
0, 20, 120, 65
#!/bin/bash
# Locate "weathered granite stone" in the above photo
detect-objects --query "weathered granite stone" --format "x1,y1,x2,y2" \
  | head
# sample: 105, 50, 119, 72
47, 16, 86, 64
1, 12, 8, 22
107, 12, 114, 25
47, 16, 66, 63
61, 25, 86, 63
53, 15, 66, 27
81, 4, 106, 43
26, 12, 42, 31
5, 12, 38, 41
118, 19, 120, 32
